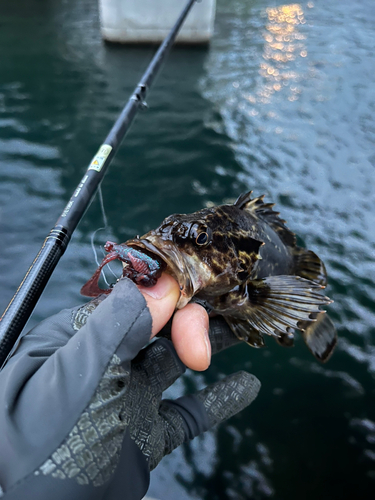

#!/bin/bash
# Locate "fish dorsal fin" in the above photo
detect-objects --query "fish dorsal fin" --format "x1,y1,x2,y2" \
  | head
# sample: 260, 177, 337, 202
293, 247, 327, 287
234, 191, 254, 208
234, 191, 296, 247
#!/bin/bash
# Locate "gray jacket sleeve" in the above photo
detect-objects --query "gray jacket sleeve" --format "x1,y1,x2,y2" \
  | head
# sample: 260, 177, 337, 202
0, 278, 152, 500
0, 278, 261, 500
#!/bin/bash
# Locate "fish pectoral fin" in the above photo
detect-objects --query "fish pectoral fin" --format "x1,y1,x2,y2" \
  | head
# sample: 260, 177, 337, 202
244, 275, 332, 338
224, 317, 265, 348
299, 313, 337, 362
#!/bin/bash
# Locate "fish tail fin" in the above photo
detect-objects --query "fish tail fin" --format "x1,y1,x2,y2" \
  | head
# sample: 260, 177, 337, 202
300, 313, 337, 362
293, 247, 327, 287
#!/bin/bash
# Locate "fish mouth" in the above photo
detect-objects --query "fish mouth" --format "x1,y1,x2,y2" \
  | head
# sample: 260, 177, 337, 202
126, 236, 202, 308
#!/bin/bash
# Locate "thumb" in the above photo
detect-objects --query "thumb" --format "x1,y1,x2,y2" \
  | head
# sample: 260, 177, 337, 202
138, 273, 180, 336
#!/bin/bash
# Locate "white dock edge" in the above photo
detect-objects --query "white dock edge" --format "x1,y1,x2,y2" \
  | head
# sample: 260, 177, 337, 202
99, 0, 216, 43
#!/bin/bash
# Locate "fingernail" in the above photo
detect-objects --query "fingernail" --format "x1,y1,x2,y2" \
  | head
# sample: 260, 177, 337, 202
202, 326, 211, 367
139, 274, 175, 300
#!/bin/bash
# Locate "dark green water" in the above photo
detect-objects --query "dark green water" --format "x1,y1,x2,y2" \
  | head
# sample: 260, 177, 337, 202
0, 1, 374, 499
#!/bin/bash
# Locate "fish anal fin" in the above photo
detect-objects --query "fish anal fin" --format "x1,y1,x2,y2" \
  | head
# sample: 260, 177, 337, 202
294, 247, 327, 287
300, 313, 337, 362
225, 317, 265, 348
234, 191, 296, 247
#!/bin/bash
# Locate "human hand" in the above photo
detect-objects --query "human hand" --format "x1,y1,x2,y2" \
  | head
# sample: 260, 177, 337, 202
70, 277, 261, 474
0, 276, 260, 500
137, 273, 212, 371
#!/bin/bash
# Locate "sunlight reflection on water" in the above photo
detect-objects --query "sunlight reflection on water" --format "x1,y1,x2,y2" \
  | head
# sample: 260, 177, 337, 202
0, 0, 375, 499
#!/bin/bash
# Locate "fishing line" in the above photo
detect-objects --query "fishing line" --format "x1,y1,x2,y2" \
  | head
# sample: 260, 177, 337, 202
90, 228, 111, 287
98, 185, 108, 228
89, 186, 118, 287
0, 0, 199, 368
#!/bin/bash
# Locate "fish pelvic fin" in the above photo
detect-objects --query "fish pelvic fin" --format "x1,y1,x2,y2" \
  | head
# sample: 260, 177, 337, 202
234, 191, 296, 247
242, 275, 331, 338
224, 317, 265, 348
300, 313, 337, 362
293, 247, 328, 287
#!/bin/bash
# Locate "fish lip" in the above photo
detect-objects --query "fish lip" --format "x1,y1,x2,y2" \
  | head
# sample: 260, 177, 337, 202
126, 236, 198, 308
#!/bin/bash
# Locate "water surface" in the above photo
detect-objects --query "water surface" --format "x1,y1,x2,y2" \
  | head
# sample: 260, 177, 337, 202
0, 1, 374, 499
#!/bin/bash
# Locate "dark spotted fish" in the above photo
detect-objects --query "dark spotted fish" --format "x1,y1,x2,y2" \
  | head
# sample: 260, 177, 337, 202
81, 192, 337, 362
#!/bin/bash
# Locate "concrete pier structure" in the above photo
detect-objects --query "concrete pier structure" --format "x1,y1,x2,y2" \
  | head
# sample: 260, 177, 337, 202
99, 0, 216, 44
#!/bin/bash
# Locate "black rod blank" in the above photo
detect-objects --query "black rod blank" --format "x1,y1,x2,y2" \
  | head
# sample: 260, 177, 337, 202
0, 0, 198, 367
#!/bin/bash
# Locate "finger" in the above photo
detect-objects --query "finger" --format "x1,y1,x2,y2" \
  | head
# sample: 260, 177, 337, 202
138, 273, 180, 336
195, 371, 261, 427
132, 338, 186, 394
152, 395, 209, 470
208, 317, 241, 355
158, 315, 241, 356
171, 303, 211, 371
156, 371, 260, 465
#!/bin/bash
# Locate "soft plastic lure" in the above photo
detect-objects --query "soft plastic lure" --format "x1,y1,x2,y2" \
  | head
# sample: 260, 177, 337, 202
80, 241, 165, 297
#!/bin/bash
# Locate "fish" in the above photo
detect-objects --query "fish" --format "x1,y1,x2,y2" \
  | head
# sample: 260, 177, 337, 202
81, 191, 337, 362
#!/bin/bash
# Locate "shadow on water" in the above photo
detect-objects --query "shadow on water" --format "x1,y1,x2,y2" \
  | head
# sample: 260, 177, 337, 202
1, 0, 375, 499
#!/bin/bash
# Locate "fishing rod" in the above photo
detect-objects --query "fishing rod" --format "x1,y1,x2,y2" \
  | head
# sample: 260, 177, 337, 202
0, 0, 199, 368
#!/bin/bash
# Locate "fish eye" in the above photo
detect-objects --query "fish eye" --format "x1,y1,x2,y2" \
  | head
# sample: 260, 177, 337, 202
189, 223, 211, 246
195, 232, 209, 246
